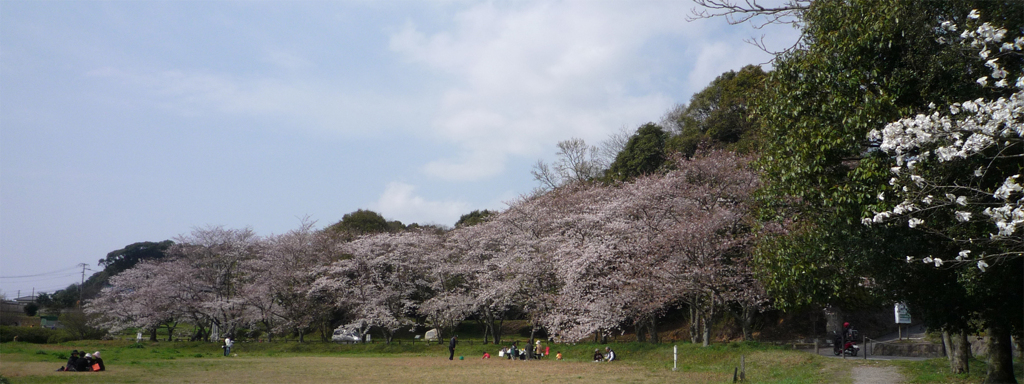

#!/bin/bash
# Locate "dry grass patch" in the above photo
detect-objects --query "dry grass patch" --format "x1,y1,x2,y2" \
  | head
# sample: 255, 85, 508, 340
1, 356, 735, 384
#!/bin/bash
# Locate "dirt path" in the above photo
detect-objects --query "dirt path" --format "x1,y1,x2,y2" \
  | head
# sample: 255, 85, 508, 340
852, 365, 904, 384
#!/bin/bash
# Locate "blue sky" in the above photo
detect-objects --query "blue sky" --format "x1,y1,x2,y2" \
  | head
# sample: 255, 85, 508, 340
0, 0, 798, 297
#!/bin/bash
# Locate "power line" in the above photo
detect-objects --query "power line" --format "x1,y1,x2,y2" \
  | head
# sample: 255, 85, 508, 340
0, 266, 81, 279
0, 272, 83, 282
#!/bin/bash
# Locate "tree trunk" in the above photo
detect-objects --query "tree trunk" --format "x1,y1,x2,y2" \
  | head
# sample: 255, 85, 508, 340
689, 305, 700, 344
648, 317, 659, 344
951, 331, 970, 374
494, 317, 504, 345
262, 320, 273, 342
741, 305, 755, 341
636, 321, 647, 343
701, 314, 710, 347
191, 323, 207, 342
527, 327, 536, 359
984, 325, 1017, 384
166, 322, 177, 341
702, 297, 715, 347
943, 331, 954, 362
483, 322, 492, 345
149, 327, 158, 342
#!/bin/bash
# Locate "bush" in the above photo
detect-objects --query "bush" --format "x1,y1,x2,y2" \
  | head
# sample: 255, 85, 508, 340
58, 310, 106, 340
0, 325, 61, 343
47, 332, 73, 344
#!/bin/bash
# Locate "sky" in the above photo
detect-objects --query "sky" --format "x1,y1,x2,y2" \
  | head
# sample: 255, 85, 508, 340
0, 0, 799, 298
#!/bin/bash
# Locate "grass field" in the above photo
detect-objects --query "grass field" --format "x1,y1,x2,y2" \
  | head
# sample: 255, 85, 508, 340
0, 339, 1016, 383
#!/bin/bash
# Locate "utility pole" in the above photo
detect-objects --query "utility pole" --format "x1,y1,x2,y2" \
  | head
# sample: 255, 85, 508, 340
77, 263, 88, 309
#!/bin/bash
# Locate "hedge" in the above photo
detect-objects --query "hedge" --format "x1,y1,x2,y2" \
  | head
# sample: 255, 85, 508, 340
0, 325, 62, 344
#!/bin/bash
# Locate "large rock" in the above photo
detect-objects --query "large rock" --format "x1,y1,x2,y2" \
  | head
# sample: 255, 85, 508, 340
424, 328, 440, 341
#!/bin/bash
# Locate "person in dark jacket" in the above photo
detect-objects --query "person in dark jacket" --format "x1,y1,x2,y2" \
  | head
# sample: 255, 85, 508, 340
92, 351, 106, 371
64, 350, 79, 372
75, 352, 91, 372
448, 335, 458, 360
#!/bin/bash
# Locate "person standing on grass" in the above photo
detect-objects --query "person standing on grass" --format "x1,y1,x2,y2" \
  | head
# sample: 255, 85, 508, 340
223, 337, 233, 356
448, 335, 458, 360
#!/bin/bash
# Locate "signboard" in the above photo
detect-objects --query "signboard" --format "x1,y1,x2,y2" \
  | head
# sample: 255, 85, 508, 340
894, 302, 911, 324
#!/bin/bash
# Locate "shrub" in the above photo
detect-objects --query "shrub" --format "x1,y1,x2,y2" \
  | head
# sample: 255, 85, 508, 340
0, 325, 61, 343
47, 332, 73, 344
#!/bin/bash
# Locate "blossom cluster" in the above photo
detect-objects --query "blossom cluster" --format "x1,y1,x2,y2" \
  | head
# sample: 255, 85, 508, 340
865, 10, 1023, 271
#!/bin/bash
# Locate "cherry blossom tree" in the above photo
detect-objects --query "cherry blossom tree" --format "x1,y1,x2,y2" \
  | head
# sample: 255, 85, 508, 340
865, 12, 1023, 270
86, 260, 187, 340
443, 220, 520, 344
312, 230, 442, 344
168, 226, 260, 338
862, 11, 1022, 381
628, 150, 763, 345
240, 220, 338, 341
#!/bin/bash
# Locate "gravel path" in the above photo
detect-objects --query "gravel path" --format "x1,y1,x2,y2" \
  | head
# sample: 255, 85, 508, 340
852, 365, 904, 384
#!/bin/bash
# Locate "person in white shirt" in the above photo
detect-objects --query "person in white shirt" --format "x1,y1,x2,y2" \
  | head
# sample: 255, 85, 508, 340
223, 337, 233, 356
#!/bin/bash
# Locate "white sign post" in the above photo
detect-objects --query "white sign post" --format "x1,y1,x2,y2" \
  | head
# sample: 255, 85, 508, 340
672, 345, 677, 371
894, 303, 911, 340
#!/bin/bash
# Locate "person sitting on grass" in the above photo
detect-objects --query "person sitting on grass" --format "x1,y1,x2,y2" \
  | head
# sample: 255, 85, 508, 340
92, 351, 106, 371
556, 352, 562, 361
482, 352, 491, 359
66, 350, 80, 371
604, 347, 616, 362
75, 353, 92, 371
83, 354, 96, 371
592, 349, 603, 362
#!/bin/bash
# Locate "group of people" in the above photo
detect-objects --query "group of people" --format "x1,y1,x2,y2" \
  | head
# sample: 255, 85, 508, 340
56, 350, 105, 372
496, 340, 553, 360
593, 347, 616, 362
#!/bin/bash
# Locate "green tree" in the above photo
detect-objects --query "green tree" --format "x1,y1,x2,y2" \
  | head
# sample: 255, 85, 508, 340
98, 241, 173, 274
35, 284, 80, 312
326, 209, 393, 238
455, 210, 495, 228
748, 0, 1022, 380
664, 65, 768, 157
22, 302, 39, 317
605, 123, 669, 181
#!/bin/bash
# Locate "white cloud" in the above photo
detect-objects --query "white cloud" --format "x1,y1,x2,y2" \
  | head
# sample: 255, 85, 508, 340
391, 1, 697, 181
85, 67, 427, 136
371, 182, 471, 226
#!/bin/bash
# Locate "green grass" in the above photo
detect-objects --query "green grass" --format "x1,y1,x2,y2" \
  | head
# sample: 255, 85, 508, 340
893, 357, 1024, 384
0, 340, 850, 383
5, 339, 1020, 383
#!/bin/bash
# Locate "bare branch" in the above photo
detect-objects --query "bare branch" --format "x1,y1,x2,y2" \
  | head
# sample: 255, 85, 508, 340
688, 0, 810, 26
